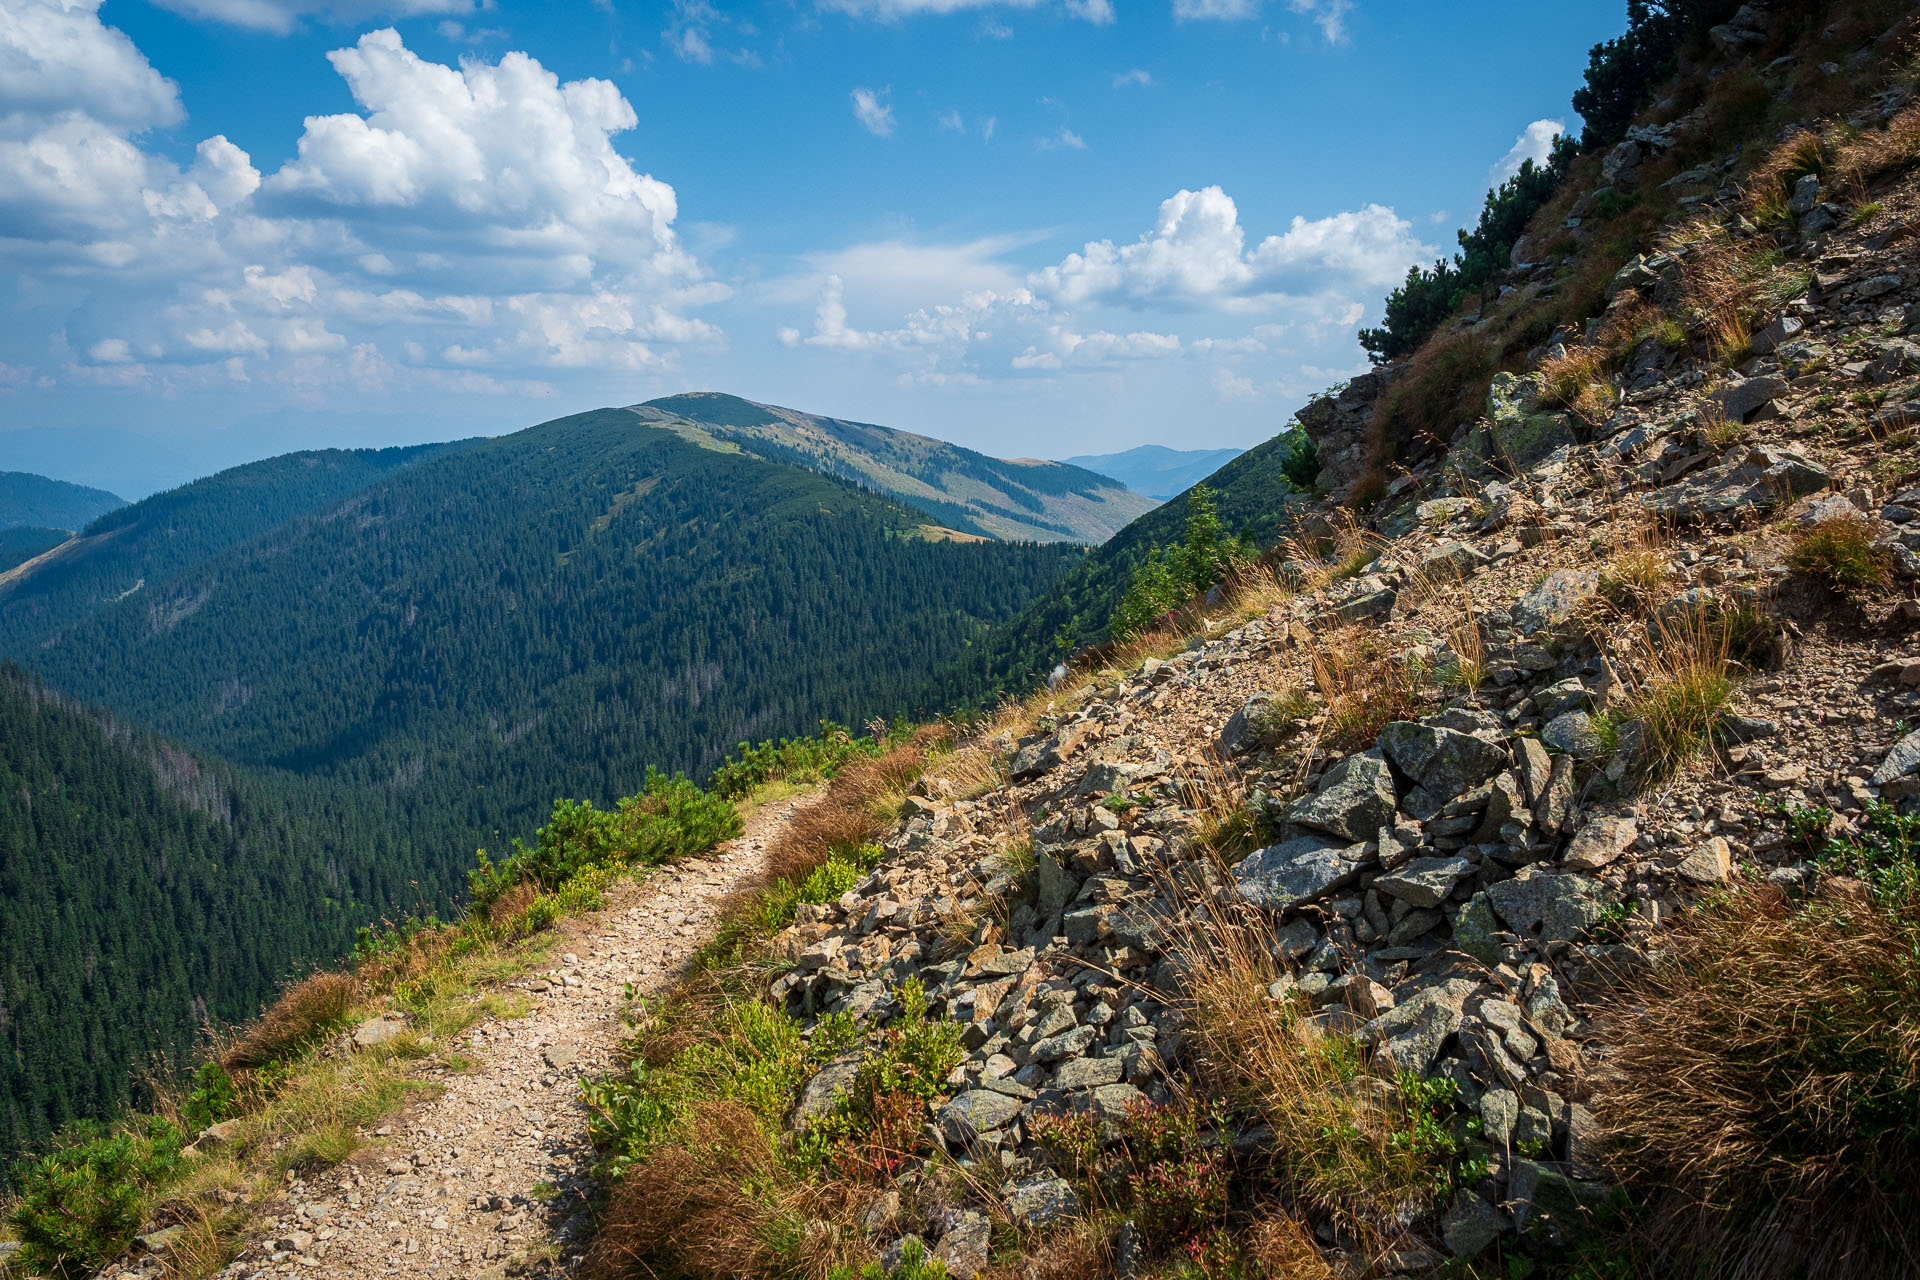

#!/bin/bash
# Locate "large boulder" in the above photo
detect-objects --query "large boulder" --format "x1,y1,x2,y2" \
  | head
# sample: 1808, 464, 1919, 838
1487, 373, 1578, 468
938, 1089, 1024, 1144
1485, 872, 1615, 946
1286, 750, 1397, 841
1374, 856, 1473, 909
1233, 836, 1369, 912
1707, 374, 1788, 423
1379, 721, 1510, 808
1644, 445, 1830, 523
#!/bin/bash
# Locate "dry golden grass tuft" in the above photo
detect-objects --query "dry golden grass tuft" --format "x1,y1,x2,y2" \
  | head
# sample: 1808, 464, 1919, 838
1306, 625, 1419, 753
1538, 343, 1617, 425
1161, 868, 1454, 1248
1591, 880, 1920, 1280
1617, 607, 1736, 775
583, 1100, 867, 1280
220, 971, 359, 1070
1786, 512, 1894, 592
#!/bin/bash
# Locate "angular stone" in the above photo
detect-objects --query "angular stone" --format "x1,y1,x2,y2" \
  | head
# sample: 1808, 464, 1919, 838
1331, 587, 1397, 624
1374, 856, 1473, 909
1534, 754, 1576, 836
1357, 982, 1471, 1073
1707, 374, 1788, 422
793, 1053, 865, 1131
1486, 872, 1614, 945
933, 1211, 992, 1280
1677, 836, 1732, 883
1003, 1174, 1081, 1229
1419, 541, 1491, 582
1442, 1191, 1508, 1257
1379, 721, 1510, 806
1541, 711, 1606, 761
938, 1089, 1024, 1144
1748, 314, 1803, 356
1010, 723, 1091, 782
1488, 372, 1578, 467
1563, 816, 1636, 871
1054, 1056, 1124, 1090
1511, 569, 1599, 635
1453, 893, 1505, 965
1030, 1025, 1098, 1064
1286, 750, 1397, 842
1232, 836, 1368, 912
1219, 693, 1295, 755
1873, 727, 1920, 785
351, 1013, 408, 1049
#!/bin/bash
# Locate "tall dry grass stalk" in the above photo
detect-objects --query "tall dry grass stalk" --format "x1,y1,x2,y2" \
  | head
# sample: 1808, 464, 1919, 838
1591, 881, 1920, 1280
1305, 625, 1419, 753
1617, 606, 1735, 774
221, 972, 360, 1070
1156, 860, 1451, 1252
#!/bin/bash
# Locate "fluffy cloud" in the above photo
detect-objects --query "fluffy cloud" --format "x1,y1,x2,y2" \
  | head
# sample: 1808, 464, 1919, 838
0, 20, 721, 392
1285, 0, 1352, 42
0, 0, 181, 127
1030, 185, 1426, 310
850, 86, 895, 137
1490, 118, 1564, 186
143, 0, 474, 36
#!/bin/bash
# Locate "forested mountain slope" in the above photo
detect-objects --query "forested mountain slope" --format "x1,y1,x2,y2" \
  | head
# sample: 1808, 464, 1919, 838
631, 392, 1157, 543
0, 444, 460, 655
7, 410, 1079, 860
0, 665, 442, 1164
0, 472, 124, 532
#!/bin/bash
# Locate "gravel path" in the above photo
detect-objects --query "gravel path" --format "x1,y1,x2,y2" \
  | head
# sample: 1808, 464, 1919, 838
231, 793, 807, 1280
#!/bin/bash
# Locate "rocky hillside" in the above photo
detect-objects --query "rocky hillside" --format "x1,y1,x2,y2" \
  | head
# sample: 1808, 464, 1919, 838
601, 17, 1920, 1274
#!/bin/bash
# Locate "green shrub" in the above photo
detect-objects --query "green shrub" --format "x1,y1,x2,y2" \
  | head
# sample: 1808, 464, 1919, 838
828, 1237, 949, 1280
6, 1118, 186, 1278
1279, 430, 1320, 489
1109, 484, 1250, 640
707, 722, 885, 801
181, 1061, 238, 1133
1787, 514, 1893, 591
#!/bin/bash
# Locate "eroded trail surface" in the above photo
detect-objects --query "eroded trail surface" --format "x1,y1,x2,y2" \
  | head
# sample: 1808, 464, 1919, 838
235, 794, 806, 1280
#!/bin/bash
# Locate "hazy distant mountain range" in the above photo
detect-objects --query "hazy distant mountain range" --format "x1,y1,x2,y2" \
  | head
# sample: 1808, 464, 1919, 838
1062, 444, 1246, 500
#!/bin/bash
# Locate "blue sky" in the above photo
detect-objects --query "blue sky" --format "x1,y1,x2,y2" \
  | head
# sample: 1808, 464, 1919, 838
1, 0, 1623, 491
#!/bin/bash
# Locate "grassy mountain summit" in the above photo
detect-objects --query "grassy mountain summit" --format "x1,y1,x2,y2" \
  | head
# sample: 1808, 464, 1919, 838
631, 392, 1158, 544
0, 471, 125, 533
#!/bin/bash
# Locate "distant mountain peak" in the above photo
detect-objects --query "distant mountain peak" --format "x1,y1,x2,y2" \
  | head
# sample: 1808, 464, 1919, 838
629, 392, 1156, 544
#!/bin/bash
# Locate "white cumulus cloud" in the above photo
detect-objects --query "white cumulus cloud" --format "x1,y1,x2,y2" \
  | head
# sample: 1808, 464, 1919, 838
1285, 0, 1352, 42
1173, 0, 1256, 20
1489, 118, 1564, 187
143, 0, 476, 37
1030, 185, 1426, 310
0, 0, 182, 128
850, 86, 895, 137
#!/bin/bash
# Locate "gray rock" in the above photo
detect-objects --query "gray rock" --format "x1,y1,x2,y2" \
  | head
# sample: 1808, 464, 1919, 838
1488, 373, 1578, 467
1379, 721, 1510, 805
1030, 1025, 1099, 1064
1786, 172, 1821, 216
1374, 856, 1473, 909
1748, 314, 1803, 356
1479, 1088, 1520, 1145
1286, 750, 1397, 841
1875, 727, 1920, 785
1453, 893, 1506, 965
1442, 1191, 1508, 1257
1357, 981, 1472, 1073
1218, 693, 1296, 755
1419, 541, 1491, 581
1036, 851, 1074, 919
1857, 273, 1903, 300
1534, 753, 1576, 835
1541, 711, 1606, 761
793, 1057, 863, 1133
1708, 374, 1788, 422
1645, 444, 1830, 522
1562, 816, 1637, 871
1486, 872, 1614, 945
883, 1235, 931, 1275
1233, 836, 1369, 911
351, 1013, 408, 1049
1003, 1174, 1081, 1229
1331, 587, 1398, 624
938, 1089, 1024, 1144
933, 1211, 992, 1279
1055, 1056, 1125, 1090
1511, 568, 1598, 634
